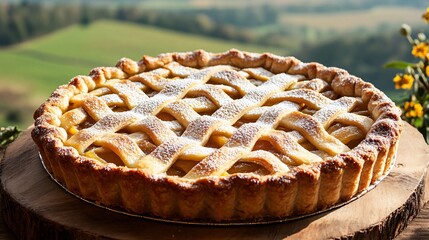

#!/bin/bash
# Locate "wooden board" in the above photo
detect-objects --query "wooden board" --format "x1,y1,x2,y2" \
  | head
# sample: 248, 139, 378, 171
0, 150, 15, 240
1, 123, 429, 240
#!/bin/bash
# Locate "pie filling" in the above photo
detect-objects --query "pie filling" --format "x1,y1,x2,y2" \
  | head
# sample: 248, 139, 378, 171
32, 49, 402, 222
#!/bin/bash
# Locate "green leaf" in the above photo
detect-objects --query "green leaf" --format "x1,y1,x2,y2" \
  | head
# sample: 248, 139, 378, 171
414, 117, 423, 128
0, 126, 21, 148
383, 61, 416, 70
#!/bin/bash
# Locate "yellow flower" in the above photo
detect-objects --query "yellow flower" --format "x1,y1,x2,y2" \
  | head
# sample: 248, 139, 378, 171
404, 101, 424, 118
412, 42, 429, 59
393, 74, 414, 89
423, 7, 429, 23
426, 65, 429, 76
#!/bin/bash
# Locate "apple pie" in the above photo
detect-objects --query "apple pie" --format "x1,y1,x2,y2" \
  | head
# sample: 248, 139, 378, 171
32, 49, 403, 222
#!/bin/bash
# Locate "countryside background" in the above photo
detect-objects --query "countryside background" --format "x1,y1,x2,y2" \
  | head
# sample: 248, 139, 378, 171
0, 0, 425, 129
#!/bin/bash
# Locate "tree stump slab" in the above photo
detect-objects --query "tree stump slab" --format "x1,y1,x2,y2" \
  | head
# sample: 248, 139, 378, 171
1, 123, 429, 240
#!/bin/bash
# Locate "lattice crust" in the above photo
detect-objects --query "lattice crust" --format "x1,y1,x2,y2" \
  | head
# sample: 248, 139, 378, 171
52, 60, 371, 177
32, 49, 403, 222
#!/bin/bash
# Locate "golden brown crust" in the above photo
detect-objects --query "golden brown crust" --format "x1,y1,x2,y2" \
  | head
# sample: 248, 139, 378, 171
32, 49, 403, 222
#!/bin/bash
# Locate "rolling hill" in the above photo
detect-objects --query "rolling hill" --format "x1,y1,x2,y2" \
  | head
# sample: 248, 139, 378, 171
0, 20, 283, 128
0, 20, 283, 94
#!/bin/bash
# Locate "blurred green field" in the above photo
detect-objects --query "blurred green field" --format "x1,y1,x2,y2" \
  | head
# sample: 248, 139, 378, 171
0, 20, 283, 128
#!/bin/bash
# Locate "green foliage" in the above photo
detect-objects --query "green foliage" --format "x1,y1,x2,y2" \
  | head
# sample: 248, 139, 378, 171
384, 61, 415, 70
0, 2, 131, 46
0, 126, 20, 149
0, 3, 85, 46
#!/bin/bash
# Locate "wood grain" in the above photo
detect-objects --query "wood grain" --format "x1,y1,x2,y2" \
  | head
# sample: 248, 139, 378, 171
1, 123, 429, 240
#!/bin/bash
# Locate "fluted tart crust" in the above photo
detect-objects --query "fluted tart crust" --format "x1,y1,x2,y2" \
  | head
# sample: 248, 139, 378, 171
32, 49, 403, 223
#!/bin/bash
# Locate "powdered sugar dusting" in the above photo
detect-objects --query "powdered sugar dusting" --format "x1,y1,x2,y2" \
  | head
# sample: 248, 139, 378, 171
61, 52, 376, 179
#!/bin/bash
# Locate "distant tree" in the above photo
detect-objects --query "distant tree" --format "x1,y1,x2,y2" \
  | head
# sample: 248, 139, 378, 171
6, 110, 22, 125
80, 5, 91, 26
0, 3, 86, 46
